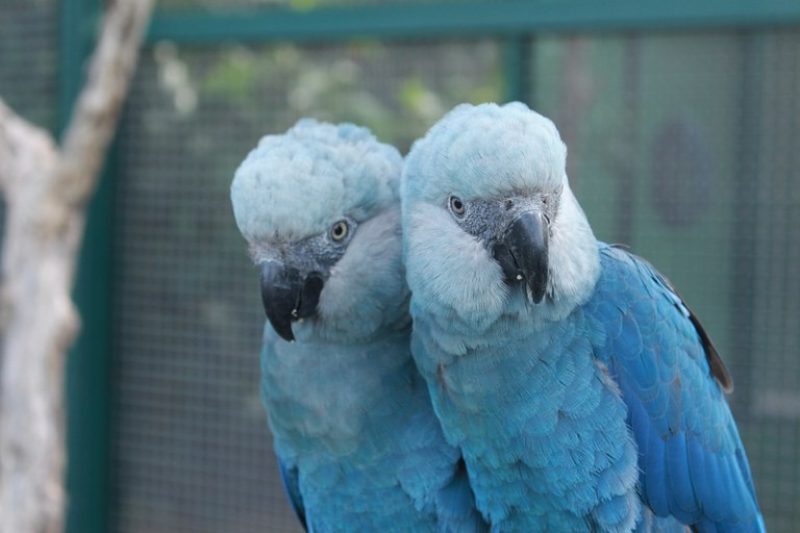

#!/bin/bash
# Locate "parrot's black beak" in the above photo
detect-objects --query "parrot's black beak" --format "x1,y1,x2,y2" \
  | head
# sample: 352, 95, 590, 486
492, 211, 549, 303
260, 261, 324, 342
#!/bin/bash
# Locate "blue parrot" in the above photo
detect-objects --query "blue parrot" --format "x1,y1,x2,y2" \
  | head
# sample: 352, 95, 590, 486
230, 119, 487, 533
401, 103, 764, 532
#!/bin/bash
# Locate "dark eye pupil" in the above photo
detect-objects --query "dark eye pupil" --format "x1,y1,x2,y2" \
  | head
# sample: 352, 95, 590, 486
331, 221, 348, 240
449, 196, 466, 217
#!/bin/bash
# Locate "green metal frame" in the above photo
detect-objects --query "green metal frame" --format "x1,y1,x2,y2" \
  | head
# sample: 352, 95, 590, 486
147, 0, 800, 44
504, 36, 532, 104
60, 1, 113, 533
61, 0, 800, 532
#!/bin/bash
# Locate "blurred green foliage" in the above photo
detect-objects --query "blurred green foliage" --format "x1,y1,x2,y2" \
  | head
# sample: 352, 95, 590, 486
194, 40, 502, 149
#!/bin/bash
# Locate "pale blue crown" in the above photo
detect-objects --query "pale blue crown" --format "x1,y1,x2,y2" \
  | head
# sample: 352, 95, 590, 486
231, 118, 402, 243
402, 102, 567, 206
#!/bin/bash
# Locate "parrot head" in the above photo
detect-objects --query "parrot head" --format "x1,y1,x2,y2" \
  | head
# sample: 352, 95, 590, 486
232, 119, 407, 342
402, 102, 600, 324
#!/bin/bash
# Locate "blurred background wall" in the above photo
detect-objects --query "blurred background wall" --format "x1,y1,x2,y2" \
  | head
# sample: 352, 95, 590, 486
1, 0, 799, 531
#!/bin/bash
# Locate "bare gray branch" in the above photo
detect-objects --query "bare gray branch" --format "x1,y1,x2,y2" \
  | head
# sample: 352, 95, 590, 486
0, 1, 153, 531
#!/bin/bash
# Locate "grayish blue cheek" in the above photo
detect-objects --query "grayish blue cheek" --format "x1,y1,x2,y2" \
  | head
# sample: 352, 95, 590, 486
455, 194, 558, 249
254, 222, 356, 282
456, 199, 508, 245
289, 230, 352, 278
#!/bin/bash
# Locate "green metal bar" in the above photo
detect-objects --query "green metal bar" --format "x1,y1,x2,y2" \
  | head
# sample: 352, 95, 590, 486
66, 142, 116, 533
57, 0, 86, 131
503, 36, 533, 104
503, 37, 523, 103
147, 0, 800, 44
60, 0, 114, 532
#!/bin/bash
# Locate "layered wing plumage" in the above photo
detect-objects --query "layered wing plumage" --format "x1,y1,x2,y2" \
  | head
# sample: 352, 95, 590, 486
587, 245, 763, 532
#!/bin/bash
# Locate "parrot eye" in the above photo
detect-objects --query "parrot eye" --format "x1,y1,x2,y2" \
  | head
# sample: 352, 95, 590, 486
330, 220, 349, 242
449, 196, 466, 218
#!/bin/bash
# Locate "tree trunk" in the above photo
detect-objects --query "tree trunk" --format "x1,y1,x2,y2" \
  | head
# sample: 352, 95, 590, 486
0, 1, 153, 531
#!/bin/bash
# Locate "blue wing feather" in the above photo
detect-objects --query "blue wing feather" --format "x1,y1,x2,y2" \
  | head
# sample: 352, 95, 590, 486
588, 244, 763, 531
277, 458, 307, 531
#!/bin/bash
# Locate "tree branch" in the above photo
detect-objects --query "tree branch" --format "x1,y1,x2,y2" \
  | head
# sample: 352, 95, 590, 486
55, 0, 154, 225
0, 1, 154, 531
0, 98, 59, 196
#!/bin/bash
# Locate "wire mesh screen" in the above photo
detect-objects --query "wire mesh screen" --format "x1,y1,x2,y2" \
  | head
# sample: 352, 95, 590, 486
0, 0, 58, 131
0, 0, 792, 530
110, 39, 501, 533
109, 27, 799, 533
532, 30, 800, 531
0, 0, 58, 253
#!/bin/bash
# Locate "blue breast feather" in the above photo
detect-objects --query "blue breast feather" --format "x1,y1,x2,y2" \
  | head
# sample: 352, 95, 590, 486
261, 325, 489, 533
588, 244, 763, 531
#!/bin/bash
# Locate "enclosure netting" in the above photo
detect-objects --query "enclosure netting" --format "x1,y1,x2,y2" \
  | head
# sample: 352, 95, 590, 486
110, 39, 501, 533
1, 3, 798, 531
533, 31, 800, 531
0, 0, 58, 254
0, 0, 58, 130
110, 30, 800, 532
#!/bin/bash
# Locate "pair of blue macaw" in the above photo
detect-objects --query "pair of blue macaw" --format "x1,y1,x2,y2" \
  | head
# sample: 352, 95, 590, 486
230, 104, 764, 532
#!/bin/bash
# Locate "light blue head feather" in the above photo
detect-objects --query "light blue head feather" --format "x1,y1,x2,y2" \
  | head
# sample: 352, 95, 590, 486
401, 102, 598, 329
231, 119, 408, 342
232, 118, 401, 243
402, 102, 567, 206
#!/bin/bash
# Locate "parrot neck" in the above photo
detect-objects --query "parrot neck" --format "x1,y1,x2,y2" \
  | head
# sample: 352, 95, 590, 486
264, 327, 423, 458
